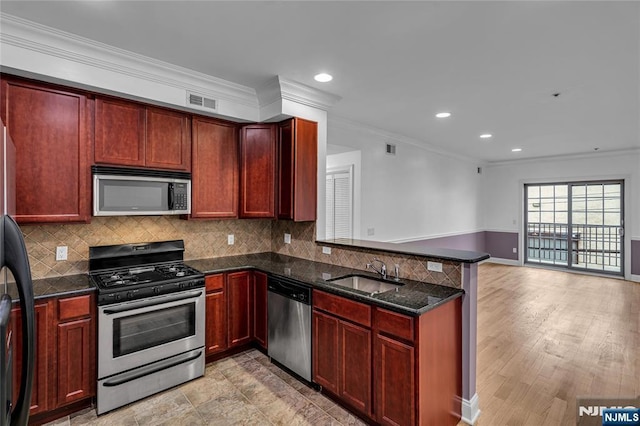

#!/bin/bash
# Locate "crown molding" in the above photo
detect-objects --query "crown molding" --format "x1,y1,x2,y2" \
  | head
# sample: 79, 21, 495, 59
0, 13, 258, 107
328, 115, 484, 165
276, 76, 341, 111
485, 147, 640, 167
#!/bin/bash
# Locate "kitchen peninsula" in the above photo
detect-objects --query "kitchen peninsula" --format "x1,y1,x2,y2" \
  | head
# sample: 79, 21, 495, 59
11, 235, 488, 426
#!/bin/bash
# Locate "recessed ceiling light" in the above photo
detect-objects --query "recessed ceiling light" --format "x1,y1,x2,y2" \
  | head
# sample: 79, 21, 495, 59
314, 73, 333, 83
512, 148, 522, 152
435, 112, 451, 118
480, 134, 492, 139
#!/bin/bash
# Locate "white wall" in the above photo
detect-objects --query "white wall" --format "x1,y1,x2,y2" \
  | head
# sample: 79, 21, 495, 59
327, 118, 485, 242
483, 150, 640, 279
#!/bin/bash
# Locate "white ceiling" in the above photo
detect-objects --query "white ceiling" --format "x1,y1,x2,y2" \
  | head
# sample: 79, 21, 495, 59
1, 1, 638, 162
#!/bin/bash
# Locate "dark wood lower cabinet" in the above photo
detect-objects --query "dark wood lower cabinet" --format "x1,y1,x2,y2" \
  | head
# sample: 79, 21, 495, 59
56, 317, 93, 406
312, 311, 339, 394
339, 321, 371, 416
227, 271, 253, 348
374, 334, 415, 426
312, 294, 372, 417
10, 294, 95, 421
11, 302, 52, 416
252, 272, 268, 349
205, 291, 227, 355
313, 291, 462, 426
205, 274, 227, 356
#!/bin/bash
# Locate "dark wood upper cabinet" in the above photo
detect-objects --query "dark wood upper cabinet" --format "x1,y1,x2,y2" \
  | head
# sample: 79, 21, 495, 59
0, 77, 91, 224
239, 124, 277, 218
278, 118, 317, 221
146, 107, 190, 170
191, 117, 239, 219
95, 97, 190, 171
95, 97, 145, 167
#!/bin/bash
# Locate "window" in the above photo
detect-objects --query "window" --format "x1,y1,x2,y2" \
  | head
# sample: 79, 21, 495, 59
326, 166, 353, 239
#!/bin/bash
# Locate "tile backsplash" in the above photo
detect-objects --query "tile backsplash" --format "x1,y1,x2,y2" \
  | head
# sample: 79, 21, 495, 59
272, 221, 462, 288
22, 216, 272, 280
23, 216, 462, 288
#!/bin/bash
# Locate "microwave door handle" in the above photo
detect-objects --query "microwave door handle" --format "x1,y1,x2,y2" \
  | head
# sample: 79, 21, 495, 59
168, 183, 175, 210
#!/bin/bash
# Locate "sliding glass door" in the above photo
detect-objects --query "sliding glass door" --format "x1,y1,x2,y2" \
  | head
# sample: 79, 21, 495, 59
525, 180, 624, 275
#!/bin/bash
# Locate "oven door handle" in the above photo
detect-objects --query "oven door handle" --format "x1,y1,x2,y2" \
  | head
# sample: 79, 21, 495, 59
102, 290, 203, 314
102, 349, 203, 387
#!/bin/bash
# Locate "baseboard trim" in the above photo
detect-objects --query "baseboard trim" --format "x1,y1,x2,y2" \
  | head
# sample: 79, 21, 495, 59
461, 393, 481, 425
485, 258, 519, 266
631, 274, 640, 283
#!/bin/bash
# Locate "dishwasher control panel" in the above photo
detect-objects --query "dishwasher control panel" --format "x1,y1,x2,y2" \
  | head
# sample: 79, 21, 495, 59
267, 277, 312, 305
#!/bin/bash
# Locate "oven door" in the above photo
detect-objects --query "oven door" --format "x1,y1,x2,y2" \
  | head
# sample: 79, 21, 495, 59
98, 289, 204, 379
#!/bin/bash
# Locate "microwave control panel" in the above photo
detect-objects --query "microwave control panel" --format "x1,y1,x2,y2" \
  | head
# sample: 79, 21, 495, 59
173, 183, 189, 210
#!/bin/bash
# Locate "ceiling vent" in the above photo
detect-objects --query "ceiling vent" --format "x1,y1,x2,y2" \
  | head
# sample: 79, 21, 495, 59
386, 143, 396, 155
186, 91, 218, 112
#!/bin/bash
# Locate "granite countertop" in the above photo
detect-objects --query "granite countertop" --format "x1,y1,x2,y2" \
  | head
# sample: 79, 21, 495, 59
5, 274, 95, 304
317, 238, 490, 263
8, 252, 463, 314
186, 252, 463, 316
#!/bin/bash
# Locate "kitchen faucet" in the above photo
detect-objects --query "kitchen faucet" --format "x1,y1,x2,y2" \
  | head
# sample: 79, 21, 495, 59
367, 258, 387, 279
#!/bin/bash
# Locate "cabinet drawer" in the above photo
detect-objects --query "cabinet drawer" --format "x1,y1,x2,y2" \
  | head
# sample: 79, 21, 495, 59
206, 274, 225, 292
374, 308, 414, 342
313, 291, 371, 328
58, 295, 91, 322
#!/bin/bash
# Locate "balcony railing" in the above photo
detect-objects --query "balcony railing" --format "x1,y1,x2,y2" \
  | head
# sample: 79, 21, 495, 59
526, 222, 622, 269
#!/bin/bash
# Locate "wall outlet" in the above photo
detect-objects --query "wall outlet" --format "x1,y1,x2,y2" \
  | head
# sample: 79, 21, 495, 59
284, 233, 291, 244
427, 261, 442, 273
56, 246, 68, 261
227, 234, 234, 245
512, 247, 517, 253
367, 227, 375, 236
322, 246, 331, 255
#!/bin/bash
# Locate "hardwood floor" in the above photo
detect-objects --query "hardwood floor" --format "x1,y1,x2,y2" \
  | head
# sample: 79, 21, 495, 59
471, 263, 640, 425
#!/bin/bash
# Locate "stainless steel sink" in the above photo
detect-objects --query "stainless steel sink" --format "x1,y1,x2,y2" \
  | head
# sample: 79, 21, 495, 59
327, 274, 403, 295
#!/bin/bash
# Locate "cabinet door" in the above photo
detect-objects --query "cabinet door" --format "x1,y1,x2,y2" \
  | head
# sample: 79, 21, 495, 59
205, 291, 227, 355
146, 107, 190, 171
312, 310, 339, 394
11, 302, 52, 415
95, 97, 145, 167
0, 78, 91, 223
375, 334, 415, 426
56, 317, 94, 406
239, 124, 276, 218
191, 118, 239, 218
227, 271, 252, 347
339, 320, 372, 416
252, 272, 268, 349
278, 118, 317, 221
277, 119, 294, 219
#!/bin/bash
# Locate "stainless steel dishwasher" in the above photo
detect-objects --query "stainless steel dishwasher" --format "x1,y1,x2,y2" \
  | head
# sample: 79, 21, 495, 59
267, 276, 312, 382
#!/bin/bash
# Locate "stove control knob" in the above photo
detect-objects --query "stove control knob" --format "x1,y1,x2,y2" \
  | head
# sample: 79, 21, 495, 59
179, 283, 185, 289
115, 294, 121, 301
153, 287, 161, 294
126, 291, 134, 299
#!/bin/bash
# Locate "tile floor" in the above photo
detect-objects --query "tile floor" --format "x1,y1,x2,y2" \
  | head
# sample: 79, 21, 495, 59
46, 349, 368, 426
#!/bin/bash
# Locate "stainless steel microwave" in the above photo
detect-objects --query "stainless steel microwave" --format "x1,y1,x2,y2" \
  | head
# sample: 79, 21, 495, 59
92, 166, 191, 216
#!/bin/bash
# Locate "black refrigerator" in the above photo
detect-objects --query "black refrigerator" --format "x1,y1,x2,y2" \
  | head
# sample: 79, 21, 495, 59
0, 122, 35, 426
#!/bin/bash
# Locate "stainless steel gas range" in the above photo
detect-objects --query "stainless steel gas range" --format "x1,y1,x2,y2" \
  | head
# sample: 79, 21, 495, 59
89, 240, 205, 415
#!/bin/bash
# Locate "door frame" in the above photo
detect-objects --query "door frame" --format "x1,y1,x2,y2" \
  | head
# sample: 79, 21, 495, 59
523, 179, 625, 277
